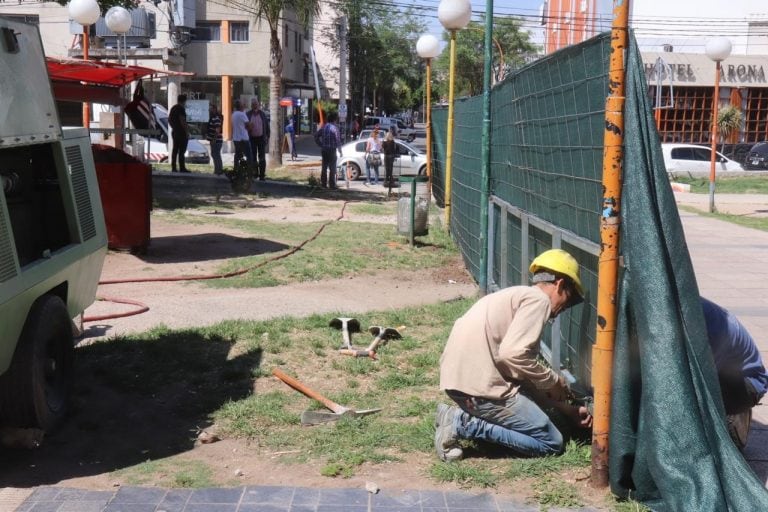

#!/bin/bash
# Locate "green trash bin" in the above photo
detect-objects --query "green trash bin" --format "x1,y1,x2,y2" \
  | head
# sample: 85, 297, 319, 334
397, 176, 430, 245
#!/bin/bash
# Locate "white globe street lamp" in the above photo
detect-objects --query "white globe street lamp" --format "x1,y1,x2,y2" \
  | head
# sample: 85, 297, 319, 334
106, 6, 132, 34
106, 6, 132, 65
68, 0, 100, 129
438, 0, 472, 228
68, 0, 100, 26
417, 34, 442, 194
705, 37, 732, 213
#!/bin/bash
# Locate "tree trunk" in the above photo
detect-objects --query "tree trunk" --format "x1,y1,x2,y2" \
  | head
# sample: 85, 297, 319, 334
268, 28, 283, 169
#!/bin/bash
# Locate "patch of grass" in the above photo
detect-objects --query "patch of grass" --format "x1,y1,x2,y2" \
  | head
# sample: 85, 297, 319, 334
611, 497, 652, 512
679, 205, 768, 232
505, 441, 590, 480
113, 459, 216, 488
673, 175, 768, 194
160, 212, 457, 289
214, 391, 298, 438
430, 461, 497, 488
348, 202, 397, 216
532, 477, 583, 508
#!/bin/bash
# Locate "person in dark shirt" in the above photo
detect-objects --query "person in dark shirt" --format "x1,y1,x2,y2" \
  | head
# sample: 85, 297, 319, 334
701, 297, 768, 449
168, 95, 190, 173
381, 130, 397, 190
206, 103, 223, 175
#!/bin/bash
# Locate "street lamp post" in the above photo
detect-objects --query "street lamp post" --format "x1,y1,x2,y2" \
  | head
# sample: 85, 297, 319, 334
438, 0, 472, 230
416, 34, 441, 195
105, 6, 132, 65
68, 0, 101, 129
705, 37, 732, 213
106, 6, 132, 151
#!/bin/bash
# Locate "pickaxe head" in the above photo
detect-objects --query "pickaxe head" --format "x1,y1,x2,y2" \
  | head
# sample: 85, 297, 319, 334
300, 407, 382, 425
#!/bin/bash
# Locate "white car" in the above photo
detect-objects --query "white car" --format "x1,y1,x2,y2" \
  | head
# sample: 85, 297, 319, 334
144, 104, 210, 164
661, 143, 743, 175
337, 138, 427, 181
362, 116, 416, 142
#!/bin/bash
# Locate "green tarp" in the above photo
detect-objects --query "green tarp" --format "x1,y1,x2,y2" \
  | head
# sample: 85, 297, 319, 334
608, 37, 768, 510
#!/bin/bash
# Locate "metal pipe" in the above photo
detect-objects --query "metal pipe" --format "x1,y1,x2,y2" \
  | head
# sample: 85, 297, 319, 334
709, 61, 721, 213
591, 0, 630, 489
444, 30, 458, 229
82, 26, 90, 129
478, 2, 493, 294
425, 58, 434, 195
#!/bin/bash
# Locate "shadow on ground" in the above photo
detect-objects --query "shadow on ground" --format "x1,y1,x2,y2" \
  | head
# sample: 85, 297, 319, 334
152, 174, 392, 212
139, 233, 289, 264
0, 331, 262, 487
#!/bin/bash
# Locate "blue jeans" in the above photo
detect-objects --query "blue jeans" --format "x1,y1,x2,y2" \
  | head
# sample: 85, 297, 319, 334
210, 139, 223, 174
447, 389, 564, 457
366, 160, 380, 184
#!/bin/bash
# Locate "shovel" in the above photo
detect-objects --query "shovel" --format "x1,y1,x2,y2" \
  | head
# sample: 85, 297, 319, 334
272, 368, 381, 425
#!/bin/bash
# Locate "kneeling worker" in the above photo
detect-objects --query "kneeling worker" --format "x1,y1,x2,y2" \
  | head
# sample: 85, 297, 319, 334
436, 249, 593, 461
701, 297, 768, 449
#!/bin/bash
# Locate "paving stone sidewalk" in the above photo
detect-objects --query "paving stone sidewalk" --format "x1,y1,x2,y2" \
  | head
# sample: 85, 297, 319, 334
16, 485, 599, 512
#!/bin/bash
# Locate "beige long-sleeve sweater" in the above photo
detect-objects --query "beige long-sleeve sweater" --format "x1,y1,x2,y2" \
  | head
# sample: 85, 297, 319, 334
439, 286, 560, 400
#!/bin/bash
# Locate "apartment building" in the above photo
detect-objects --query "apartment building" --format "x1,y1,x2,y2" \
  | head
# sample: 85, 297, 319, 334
0, 0, 318, 140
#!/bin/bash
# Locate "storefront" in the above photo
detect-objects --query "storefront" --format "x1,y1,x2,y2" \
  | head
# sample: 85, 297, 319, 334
643, 51, 768, 145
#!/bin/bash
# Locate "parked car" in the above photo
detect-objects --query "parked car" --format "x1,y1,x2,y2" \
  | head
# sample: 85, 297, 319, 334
661, 143, 743, 174
362, 116, 416, 142
145, 104, 210, 164
744, 142, 768, 170
337, 138, 427, 181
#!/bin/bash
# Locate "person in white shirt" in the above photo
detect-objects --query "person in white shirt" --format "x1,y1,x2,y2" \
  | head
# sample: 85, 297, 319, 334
231, 99, 252, 167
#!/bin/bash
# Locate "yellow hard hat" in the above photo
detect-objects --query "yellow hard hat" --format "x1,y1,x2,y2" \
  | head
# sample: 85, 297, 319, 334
529, 249, 584, 299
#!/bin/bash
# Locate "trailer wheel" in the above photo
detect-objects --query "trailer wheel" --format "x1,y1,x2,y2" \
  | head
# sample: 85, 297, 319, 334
0, 295, 73, 431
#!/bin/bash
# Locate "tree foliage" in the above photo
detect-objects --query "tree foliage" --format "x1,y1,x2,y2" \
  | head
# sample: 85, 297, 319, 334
433, 17, 537, 99
235, 0, 321, 167
327, 1, 426, 117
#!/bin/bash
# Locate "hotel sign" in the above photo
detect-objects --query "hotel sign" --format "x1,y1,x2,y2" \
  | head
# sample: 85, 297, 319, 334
643, 52, 768, 87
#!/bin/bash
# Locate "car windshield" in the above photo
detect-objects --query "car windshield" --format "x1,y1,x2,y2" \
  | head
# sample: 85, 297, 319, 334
751, 143, 768, 155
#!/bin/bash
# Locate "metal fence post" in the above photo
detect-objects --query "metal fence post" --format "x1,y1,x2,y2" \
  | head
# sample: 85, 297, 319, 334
478, 0, 494, 294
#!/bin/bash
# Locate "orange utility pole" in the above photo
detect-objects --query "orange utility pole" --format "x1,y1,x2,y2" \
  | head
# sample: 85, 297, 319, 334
591, 0, 630, 488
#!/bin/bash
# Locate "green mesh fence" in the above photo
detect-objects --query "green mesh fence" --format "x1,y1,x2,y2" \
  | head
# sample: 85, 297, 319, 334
431, 34, 610, 385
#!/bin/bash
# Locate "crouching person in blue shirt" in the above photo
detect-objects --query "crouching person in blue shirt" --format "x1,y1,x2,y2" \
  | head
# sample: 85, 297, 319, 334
702, 297, 768, 449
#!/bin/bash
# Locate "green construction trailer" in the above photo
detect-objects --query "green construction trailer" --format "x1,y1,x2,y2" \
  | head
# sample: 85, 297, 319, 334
0, 17, 107, 430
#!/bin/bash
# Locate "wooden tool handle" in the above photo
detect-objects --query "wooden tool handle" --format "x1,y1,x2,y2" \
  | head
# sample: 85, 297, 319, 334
339, 349, 376, 359
272, 368, 344, 413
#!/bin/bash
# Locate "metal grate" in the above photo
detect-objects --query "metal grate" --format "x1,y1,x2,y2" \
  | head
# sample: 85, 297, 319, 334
65, 145, 96, 241
0, 200, 18, 283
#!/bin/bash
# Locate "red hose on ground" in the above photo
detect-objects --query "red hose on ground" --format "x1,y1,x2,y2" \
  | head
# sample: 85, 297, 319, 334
83, 201, 349, 322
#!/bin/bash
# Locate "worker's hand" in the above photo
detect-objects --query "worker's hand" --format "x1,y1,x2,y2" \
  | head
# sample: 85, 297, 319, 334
569, 405, 593, 428
544, 375, 573, 403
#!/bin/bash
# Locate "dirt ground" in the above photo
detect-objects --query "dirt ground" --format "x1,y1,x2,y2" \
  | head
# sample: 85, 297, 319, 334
0, 178, 497, 499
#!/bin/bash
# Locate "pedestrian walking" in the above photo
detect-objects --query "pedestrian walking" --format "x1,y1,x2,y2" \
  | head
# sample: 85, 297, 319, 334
207, 103, 224, 175
436, 249, 592, 461
168, 94, 190, 173
365, 128, 382, 185
285, 118, 297, 161
314, 111, 343, 189
247, 99, 270, 181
